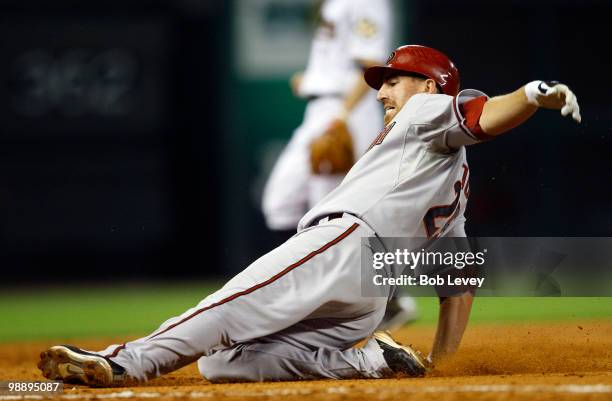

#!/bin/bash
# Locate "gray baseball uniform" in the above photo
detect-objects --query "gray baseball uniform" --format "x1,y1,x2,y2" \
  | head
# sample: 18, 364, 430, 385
95, 89, 487, 383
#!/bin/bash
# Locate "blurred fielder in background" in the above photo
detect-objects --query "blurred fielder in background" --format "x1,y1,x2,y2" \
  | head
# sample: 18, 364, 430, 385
262, 0, 392, 235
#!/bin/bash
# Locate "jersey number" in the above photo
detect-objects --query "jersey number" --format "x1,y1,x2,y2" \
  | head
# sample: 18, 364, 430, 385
423, 164, 470, 239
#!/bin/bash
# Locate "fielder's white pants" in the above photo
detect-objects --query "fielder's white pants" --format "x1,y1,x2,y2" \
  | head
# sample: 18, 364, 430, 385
262, 93, 382, 230
96, 214, 392, 382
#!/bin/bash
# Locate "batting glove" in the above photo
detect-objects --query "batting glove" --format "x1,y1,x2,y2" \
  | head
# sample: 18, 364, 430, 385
525, 80, 581, 123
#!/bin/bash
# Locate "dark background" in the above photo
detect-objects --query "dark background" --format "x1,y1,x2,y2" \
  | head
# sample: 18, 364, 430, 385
1, 0, 609, 283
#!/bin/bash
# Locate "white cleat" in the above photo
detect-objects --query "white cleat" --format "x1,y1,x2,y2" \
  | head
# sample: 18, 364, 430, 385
38, 345, 128, 387
373, 331, 427, 377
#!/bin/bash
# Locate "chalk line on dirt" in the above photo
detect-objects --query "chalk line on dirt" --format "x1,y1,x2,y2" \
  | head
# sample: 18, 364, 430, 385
1, 384, 612, 400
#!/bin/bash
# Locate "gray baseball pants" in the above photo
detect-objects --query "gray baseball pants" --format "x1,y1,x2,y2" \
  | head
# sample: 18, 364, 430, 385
96, 214, 393, 382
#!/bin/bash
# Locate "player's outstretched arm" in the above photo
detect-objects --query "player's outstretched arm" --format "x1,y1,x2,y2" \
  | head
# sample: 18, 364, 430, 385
479, 81, 581, 136
336, 59, 381, 121
428, 293, 473, 364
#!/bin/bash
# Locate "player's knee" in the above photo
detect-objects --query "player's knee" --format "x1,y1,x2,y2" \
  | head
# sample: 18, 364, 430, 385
262, 191, 281, 223
262, 204, 301, 231
198, 353, 260, 383
261, 184, 304, 230
261, 197, 279, 227
197, 356, 233, 383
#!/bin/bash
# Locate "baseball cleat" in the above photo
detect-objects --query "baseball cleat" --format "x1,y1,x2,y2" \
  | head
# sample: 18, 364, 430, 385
373, 331, 427, 377
377, 296, 418, 332
38, 345, 127, 387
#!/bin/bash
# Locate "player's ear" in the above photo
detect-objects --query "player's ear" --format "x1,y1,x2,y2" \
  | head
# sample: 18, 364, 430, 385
425, 79, 438, 94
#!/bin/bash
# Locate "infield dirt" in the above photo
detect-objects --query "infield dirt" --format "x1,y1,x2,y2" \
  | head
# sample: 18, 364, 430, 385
1, 320, 611, 401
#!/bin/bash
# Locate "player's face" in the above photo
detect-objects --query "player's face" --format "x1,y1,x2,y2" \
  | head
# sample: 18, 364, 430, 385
377, 74, 434, 125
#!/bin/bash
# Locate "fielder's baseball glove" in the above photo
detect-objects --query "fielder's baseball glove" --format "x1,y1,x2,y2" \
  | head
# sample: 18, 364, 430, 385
310, 119, 355, 175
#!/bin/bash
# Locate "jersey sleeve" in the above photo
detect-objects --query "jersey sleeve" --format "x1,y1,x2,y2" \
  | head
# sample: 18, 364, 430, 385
445, 89, 493, 149
348, 0, 392, 62
402, 89, 491, 152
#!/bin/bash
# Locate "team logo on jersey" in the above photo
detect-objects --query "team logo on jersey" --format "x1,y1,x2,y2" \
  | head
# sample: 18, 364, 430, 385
367, 121, 396, 151
355, 18, 378, 38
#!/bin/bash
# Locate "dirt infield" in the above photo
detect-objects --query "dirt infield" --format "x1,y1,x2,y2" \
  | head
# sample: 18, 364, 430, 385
1, 320, 611, 401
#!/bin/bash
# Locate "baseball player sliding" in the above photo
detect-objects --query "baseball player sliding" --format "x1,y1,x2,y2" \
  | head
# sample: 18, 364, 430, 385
39, 45, 581, 386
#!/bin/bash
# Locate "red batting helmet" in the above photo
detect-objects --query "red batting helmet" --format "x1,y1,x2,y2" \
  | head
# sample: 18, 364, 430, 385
364, 45, 460, 97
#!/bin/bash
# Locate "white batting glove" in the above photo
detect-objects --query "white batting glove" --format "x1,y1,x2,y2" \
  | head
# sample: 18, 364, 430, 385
525, 80, 581, 123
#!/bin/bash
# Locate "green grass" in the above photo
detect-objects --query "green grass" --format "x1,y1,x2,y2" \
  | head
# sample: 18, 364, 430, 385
0, 282, 223, 342
0, 282, 610, 342
413, 297, 612, 325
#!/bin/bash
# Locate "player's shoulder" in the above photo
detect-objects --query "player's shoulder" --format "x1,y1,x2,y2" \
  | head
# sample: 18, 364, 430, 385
409, 93, 451, 107
409, 89, 487, 105
395, 93, 453, 124
401, 89, 488, 123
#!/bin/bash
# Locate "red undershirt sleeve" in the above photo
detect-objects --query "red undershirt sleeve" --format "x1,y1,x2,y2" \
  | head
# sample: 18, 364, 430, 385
459, 96, 490, 140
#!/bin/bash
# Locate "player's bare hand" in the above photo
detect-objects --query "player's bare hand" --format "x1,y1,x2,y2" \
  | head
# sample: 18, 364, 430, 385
290, 71, 304, 97
525, 80, 581, 123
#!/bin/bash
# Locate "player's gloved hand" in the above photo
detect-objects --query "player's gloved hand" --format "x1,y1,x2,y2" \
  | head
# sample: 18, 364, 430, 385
525, 80, 581, 123
310, 119, 355, 175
